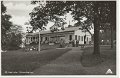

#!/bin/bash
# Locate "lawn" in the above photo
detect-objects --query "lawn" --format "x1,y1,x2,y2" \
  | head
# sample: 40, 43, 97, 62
1, 48, 71, 75
81, 45, 116, 75
23, 44, 60, 51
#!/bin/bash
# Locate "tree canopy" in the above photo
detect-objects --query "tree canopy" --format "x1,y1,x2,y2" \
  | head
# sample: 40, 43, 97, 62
1, 1, 13, 50
30, 1, 116, 54
30, 1, 115, 30
1, 1, 12, 34
1, 1, 23, 50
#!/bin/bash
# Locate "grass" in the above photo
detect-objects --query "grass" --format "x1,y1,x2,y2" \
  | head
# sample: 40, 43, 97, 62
23, 44, 60, 51
81, 45, 116, 75
1, 48, 71, 75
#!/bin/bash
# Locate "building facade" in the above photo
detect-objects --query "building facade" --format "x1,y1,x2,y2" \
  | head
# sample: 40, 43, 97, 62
25, 26, 92, 45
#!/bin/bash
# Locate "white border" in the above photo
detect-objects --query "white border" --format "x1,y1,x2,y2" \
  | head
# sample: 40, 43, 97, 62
0, 0, 119, 78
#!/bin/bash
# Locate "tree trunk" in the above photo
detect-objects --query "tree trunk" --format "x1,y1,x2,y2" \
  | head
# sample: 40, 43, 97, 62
111, 26, 113, 48
93, 20, 100, 55
109, 2, 116, 48
93, 2, 100, 55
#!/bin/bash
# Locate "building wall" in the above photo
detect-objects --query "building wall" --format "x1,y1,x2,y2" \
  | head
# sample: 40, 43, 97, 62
25, 30, 92, 45
64, 33, 74, 43
74, 30, 85, 44
74, 30, 92, 44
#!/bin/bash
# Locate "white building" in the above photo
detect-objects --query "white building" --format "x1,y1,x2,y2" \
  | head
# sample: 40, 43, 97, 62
25, 26, 93, 45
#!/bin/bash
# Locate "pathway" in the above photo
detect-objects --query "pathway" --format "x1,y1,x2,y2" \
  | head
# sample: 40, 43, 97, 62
32, 47, 87, 75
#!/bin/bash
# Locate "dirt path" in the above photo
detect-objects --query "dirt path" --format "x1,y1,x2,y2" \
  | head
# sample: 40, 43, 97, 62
32, 47, 87, 75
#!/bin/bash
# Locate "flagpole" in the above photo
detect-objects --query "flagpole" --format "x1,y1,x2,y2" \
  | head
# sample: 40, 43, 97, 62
38, 29, 41, 52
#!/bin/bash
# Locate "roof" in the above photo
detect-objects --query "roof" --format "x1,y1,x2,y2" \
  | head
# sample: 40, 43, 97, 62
27, 26, 81, 36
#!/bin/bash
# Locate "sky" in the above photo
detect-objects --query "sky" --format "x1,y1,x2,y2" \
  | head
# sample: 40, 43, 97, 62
4, 1, 37, 32
3, 1, 77, 33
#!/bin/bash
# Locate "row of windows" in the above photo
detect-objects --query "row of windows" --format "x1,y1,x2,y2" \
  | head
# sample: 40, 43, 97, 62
75, 35, 84, 41
27, 35, 90, 43
69, 35, 90, 41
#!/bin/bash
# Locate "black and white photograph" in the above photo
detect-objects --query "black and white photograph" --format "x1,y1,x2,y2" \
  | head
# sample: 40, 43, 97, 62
1, 0, 117, 77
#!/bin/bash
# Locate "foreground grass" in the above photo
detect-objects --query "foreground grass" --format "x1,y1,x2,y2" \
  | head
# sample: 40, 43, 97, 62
1, 48, 71, 75
81, 45, 116, 75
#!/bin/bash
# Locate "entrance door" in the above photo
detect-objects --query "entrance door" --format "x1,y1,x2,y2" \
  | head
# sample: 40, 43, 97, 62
69, 35, 72, 40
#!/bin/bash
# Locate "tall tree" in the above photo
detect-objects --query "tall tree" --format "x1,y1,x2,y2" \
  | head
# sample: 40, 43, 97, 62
108, 2, 116, 48
30, 1, 116, 55
1, 1, 13, 50
50, 16, 66, 32
4, 32, 22, 50
1, 1, 24, 50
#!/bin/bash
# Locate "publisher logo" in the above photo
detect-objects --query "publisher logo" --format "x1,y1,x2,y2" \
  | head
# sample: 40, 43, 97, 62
105, 69, 113, 74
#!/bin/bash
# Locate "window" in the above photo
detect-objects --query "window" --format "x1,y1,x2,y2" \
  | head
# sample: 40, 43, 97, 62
69, 35, 72, 40
81, 36, 83, 41
75, 35, 77, 40
45, 37, 47, 40
87, 37, 88, 41
78, 36, 80, 41
33, 37, 35, 40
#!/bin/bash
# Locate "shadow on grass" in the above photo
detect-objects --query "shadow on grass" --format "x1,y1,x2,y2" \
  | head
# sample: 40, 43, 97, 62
81, 46, 116, 67
1, 48, 71, 75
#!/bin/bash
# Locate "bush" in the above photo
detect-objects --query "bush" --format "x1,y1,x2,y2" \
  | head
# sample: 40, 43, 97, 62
2, 33, 22, 50
30, 42, 38, 46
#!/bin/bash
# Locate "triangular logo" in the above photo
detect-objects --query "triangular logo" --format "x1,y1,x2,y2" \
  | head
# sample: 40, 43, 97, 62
105, 69, 113, 74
